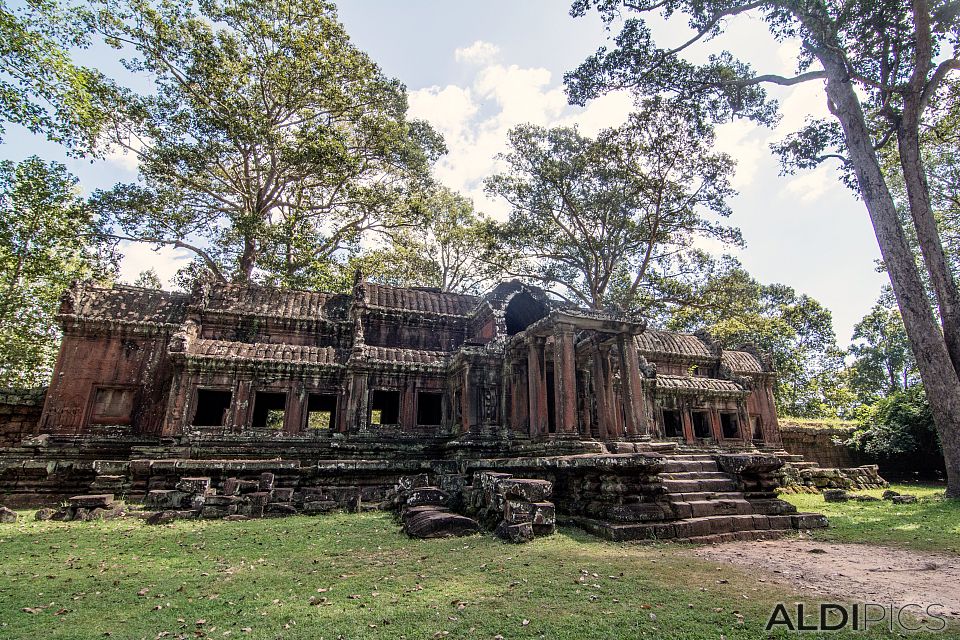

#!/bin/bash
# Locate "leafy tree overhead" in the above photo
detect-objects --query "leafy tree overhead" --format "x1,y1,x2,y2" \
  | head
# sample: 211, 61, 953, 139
0, 156, 117, 387
849, 289, 919, 402
668, 265, 852, 418
0, 0, 109, 150
567, 0, 960, 497
356, 185, 506, 295
132, 267, 163, 289
89, 0, 444, 285
485, 98, 739, 312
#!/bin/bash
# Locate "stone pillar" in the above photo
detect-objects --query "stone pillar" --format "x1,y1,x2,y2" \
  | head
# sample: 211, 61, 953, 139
618, 335, 645, 438
284, 382, 305, 435
527, 338, 547, 436
709, 408, 723, 441
554, 325, 578, 435
231, 380, 252, 432
511, 360, 529, 434
680, 402, 695, 444
345, 372, 368, 432
402, 380, 417, 431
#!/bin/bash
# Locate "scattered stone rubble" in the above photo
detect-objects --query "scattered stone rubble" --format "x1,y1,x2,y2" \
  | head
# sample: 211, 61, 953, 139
143, 473, 300, 523
778, 463, 888, 493
394, 475, 480, 539
0, 504, 17, 523
821, 488, 917, 504
464, 472, 557, 543
39, 494, 126, 522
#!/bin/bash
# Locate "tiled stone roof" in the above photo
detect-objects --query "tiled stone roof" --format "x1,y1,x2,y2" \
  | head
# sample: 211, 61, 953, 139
634, 331, 713, 359
66, 285, 189, 326
204, 285, 350, 321
361, 283, 478, 317
356, 345, 450, 368
722, 350, 765, 374
654, 375, 746, 395
187, 339, 345, 366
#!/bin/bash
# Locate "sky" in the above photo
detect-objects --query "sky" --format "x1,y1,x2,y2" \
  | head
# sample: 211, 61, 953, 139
0, 0, 888, 345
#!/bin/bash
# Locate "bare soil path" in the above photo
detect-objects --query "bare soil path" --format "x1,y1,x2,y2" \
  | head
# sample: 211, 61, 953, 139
692, 538, 960, 618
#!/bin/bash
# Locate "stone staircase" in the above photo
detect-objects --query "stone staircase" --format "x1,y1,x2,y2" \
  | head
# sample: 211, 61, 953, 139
570, 453, 827, 543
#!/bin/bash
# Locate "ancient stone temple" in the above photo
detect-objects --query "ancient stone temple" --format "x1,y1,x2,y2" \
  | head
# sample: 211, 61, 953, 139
0, 275, 831, 542
39, 277, 779, 447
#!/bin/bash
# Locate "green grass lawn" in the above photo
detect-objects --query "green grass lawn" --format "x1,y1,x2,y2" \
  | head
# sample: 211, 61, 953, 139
0, 509, 939, 640
783, 483, 960, 555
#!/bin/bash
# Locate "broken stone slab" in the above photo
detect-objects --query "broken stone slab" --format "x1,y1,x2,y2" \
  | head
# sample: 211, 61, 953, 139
533, 523, 556, 536
397, 473, 432, 491
891, 495, 918, 504
494, 520, 534, 543
530, 502, 556, 526
236, 480, 260, 494
145, 489, 190, 510
498, 478, 553, 502
223, 514, 250, 522
222, 478, 240, 496
175, 477, 211, 494
0, 506, 17, 523
792, 513, 829, 529
34, 507, 56, 521
850, 494, 880, 502
68, 494, 114, 509
246, 491, 271, 506
404, 508, 480, 539
406, 487, 449, 508
265, 503, 298, 516
203, 495, 239, 507
259, 472, 275, 491
882, 489, 901, 500
200, 505, 236, 519
822, 489, 849, 503
504, 499, 534, 524
270, 488, 294, 502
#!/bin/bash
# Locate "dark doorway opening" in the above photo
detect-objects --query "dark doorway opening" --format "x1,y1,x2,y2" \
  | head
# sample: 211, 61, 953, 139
252, 391, 287, 430
193, 389, 232, 427
417, 391, 443, 425
546, 370, 556, 433
662, 409, 683, 438
720, 412, 740, 438
504, 291, 549, 335
751, 416, 764, 440
691, 410, 711, 438
370, 390, 401, 426
307, 393, 338, 430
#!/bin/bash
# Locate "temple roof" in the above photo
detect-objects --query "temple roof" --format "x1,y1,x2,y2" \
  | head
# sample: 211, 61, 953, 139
722, 350, 766, 374
654, 374, 747, 395
360, 283, 479, 317
634, 331, 713, 359
204, 285, 351, 322
187, 339, 346, 366
353, 345, 450, 369
60, 284, 189, 326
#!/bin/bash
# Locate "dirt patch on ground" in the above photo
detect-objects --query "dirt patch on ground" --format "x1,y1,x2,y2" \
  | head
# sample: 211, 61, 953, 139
693, 539, 960, 618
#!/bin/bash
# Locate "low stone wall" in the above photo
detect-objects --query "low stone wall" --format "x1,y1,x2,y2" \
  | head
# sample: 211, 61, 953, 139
0, 388, 45, 448
779, 422, 864, 469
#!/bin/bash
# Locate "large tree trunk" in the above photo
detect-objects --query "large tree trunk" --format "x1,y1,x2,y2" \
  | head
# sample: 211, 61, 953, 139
821, 55, 960, 498
897, 102, 960, 378
237, 236, 257, 283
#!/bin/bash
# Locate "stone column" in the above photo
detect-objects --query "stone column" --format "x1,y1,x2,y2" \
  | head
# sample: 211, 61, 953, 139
618, 335, 645, 438
527, 337, 547, 436
680, 401, 695, 444
511, 360, 529, 434
284, 382, 305, 435
554, 324, 578, 435
231, 380, 252, 432
345, 372, 368, 432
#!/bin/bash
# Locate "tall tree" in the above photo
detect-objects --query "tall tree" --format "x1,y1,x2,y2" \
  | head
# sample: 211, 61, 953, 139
0, 0, 109, 150
0, 157, 116, 386
849, 290, 919, 401
89, 0, 443, 284
485, 99, 739, 311
567, 0, 960, 497
669, 265, 852, 417
355, 186, 506, 295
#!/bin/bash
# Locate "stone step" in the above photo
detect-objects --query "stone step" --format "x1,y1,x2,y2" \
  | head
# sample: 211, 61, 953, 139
668, 498, 754, 519
573, 512, 820, 542
661, 478, 738, 493
681, 529, 790, 544
660, 470, 729, 480
660, 491, 745, 503
661, 460, 720, 473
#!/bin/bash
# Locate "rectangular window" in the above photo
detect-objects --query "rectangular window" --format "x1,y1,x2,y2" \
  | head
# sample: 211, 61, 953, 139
720, 412, 740, 439
691, 410, 711, 438
662, 409, 682, 438
252, 391, 287, 430
91, 387, 135, 424
370, 390, 401, 426
307, 393, 338, 430
416, 391, 443, 426
192, 389, 232, 427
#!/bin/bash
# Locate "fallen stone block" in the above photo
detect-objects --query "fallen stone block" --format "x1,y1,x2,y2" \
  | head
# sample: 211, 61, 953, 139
223, 514, 250, 522
175, 477, 211, 494
822, 489, 849, 503
494, 521, 534, 543
222, 478, 240, 496
850, 494, 880, 502
882, 489, 900, 500
406, 487, 449, 508
270, 488, 294, 502
504, 499, 534, 524
533, 523, 556, 537
397, 473, 431, 491
246, 491, 271, 506
0, 506, 17, 523
891, 495, 917, 504
265, 503, 298, 516
236, 480, 260, 494
259, 472, 275, 491
405, 508, 480, 538
68, 494, 114, 509
498, 479, 552, 502
301, 500, 337, 514
34, 508, 55, 521
792, 513, 829, 529
201, 505, 235, 519
145, 511, 178, 525
145, 490, 190, 510
203, 495, 239, 507
530, 502, 556, 526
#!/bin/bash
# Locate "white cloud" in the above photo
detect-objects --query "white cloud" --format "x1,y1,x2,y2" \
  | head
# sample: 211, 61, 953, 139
117, 241, 192, 289
784, 164, 838, 203
408, 84, 477, 142
104, 146, 140, 174
455, 40, 501, 65
714, 119, 767, 189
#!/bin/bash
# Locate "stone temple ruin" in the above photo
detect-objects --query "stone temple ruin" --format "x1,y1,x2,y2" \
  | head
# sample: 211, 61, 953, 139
0, 275, 847, 541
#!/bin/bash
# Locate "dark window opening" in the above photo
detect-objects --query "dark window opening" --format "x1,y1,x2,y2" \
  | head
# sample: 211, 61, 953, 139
720, 412, 739, 438
417, 391, 443, 426
504, 291, 549, 335
662, 409, 683, 438
370, 390, 401, 425
751, 416, 764, 441
545, 370, 556, 433
193, 389, 232, 427
691, 410, 711, 438
91, 387, 135, 424
252, 391, 287, 430
307, 393, 338, 430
